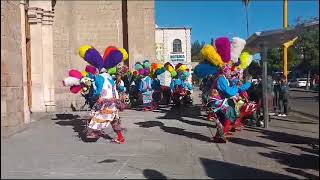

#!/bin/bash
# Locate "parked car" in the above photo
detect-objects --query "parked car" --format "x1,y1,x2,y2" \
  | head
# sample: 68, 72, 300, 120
289, 78, 310, 88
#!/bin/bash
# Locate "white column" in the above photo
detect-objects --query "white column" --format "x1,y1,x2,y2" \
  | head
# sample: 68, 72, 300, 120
42, 10, 55, 112
20, 0, 31, 123
28, 7, 45, 112
27, 0, 55, 113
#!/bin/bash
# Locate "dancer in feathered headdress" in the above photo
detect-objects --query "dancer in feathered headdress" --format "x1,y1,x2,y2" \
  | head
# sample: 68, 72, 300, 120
136, 60, 154, 111
150, 63, 165, 108
168, 63, 193, 106
194, 37, 254, 143
63, 45, 129, 144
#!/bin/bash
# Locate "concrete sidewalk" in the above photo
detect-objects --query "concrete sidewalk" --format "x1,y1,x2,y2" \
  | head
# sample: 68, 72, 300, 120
2, 92, 319, 179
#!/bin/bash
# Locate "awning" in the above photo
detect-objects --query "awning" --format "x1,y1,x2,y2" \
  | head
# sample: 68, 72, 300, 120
244, 21, 319, 54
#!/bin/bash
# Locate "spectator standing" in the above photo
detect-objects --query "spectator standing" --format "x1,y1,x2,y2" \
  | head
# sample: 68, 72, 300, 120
278, 76, 289, 117
273, 77, 281, 113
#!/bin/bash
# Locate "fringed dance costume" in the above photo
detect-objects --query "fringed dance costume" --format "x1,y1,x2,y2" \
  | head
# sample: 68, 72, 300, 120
88, 73, 126, 144
139, 76, 154, 111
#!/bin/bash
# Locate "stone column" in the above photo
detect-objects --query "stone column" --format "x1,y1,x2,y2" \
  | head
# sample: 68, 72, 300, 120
27, 7, 45, 112
20, 0, 31, 123
27, 0, 55, 113
42, 10, 55, 112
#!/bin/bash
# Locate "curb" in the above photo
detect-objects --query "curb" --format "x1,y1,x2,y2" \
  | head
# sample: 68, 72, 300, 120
290, 108, 319, 120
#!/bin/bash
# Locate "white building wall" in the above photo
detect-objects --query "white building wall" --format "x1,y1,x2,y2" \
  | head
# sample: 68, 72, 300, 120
155, 28, 191, 65
155, 27, 192, 84
155, 29, 165, 62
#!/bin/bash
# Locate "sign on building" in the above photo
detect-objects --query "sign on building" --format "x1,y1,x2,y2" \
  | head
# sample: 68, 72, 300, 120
170, 53, 185, 62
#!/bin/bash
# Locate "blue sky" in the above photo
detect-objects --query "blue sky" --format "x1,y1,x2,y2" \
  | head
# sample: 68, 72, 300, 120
155, 0, 319, 44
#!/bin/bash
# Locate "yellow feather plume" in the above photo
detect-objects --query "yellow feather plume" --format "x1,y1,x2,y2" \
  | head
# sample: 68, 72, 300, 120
177, 64, 188, 72
79, 45, 92, 59
239, 51, 253, 69
81, 71, 88, 77
200, 45, 225, 67
167, 66, 174, 73
118, 48, 129, 61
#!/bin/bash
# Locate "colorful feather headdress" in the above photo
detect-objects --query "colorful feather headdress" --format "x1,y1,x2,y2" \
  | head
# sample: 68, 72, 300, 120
78, 45, 128, 72
195, 36, 253, 79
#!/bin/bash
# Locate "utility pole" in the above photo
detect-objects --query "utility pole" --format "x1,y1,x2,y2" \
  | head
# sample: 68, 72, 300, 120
261, 44, 269, 128
243, 0, 250, 38
283, 0, 288, 82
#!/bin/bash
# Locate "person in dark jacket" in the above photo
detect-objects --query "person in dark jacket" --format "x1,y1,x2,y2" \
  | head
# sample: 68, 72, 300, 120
278, 76, 289, 117
273, 77, 281, 113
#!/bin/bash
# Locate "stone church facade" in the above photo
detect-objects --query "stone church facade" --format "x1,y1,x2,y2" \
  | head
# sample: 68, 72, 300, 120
1, 0, 155, 137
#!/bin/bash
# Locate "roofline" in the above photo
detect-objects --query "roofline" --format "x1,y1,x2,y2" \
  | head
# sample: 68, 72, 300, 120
246, 20, 319, 43
156, 27, 192, 30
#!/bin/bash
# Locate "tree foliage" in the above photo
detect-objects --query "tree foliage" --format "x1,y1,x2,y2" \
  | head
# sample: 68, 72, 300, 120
266, 17, 319, 75
294, 27, 319, 74
191, 40, 205, 62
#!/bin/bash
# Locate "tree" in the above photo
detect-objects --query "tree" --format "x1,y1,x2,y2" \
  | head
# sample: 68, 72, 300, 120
287, 46, 300, 71
191, 40, 201, 56
266, 47, 282, 74
294, 26, 319, 89
191, 40, 205, 62
292, 17, 319, 74
294, 28, 319, 74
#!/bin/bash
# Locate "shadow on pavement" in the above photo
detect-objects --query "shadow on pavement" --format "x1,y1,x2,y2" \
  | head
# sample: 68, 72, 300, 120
97, 159, 117, 163
156, 105, 205, 120
259, 151, 319, 171
52, 113, 112, 142
244, 127, 319, 145
227, 137, 277, 148
135, 121, 212, 143
225, 127, 319, 179
143, 169, 167, 180
155, 105, 215, 128
53, 114, 86, 139
200, 158, 295, 179
129, 106, 144, 111
284, 168, 318, 179
292, 145, 319, 155
52, 113, 80, 120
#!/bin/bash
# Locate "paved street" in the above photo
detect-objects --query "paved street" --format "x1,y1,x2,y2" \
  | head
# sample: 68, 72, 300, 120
1, 90, 319, 179
289, 89, 319, 118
